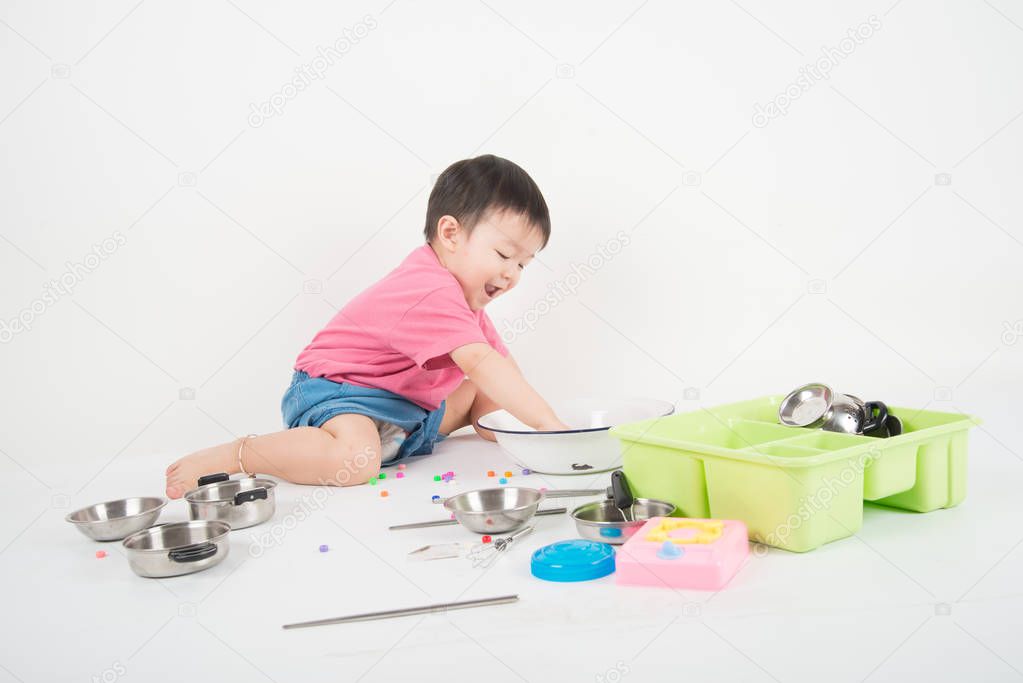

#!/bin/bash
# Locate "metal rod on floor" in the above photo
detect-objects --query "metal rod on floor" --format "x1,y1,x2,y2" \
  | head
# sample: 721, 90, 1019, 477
282, 594, 519, 629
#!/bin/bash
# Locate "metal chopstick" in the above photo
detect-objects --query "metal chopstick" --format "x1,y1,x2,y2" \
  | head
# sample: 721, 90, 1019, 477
282, 594, 519, 629
388, 507, 567, 530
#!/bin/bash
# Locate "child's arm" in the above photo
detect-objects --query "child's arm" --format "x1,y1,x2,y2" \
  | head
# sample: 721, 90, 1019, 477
451, 342, 569, 432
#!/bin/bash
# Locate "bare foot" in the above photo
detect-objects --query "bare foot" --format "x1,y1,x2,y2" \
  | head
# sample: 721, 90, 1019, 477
165, 442, 239, 499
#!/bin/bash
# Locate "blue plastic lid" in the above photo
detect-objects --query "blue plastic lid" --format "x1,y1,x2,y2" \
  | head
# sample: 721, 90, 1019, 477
530, 540, 616, 582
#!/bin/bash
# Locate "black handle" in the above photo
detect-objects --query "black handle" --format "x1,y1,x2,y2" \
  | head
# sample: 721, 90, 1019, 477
609, 470, 635, 510
197, 473, 230, 486
234, 487, 268, 505
168, 542, 218, 563
861, 401, 888, 434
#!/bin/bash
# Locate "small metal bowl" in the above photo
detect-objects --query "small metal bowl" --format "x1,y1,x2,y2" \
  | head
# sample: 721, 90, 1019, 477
122, 520, 231, 578
571, 498, 677, 545
65, 497, 167, 541
443, 487, 545, 534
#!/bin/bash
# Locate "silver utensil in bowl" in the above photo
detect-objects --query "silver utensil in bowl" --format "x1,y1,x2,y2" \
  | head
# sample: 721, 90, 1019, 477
65, 497, 167, 542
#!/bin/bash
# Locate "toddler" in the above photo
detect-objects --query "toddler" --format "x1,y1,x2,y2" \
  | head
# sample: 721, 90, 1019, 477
166, 155, 567, 497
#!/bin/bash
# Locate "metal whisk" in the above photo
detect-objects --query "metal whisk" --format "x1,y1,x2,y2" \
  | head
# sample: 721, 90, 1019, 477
467, 526, 534, 569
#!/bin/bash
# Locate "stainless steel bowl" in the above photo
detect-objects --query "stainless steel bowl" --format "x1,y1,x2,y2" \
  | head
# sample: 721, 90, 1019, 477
571, 498, 677, 545
184, 474, 276, 530
122, 520, 231, 578
778, 383, 834, 428
65, 497, 167, 541
443, 487, 546, 534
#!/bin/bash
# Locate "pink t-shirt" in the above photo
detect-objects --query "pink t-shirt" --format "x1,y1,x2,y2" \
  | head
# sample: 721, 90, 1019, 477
295, 245, 509, 410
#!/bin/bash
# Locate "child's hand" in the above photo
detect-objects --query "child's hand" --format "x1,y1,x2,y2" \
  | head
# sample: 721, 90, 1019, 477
452, 343, 564, 433
536, 417, 571, 432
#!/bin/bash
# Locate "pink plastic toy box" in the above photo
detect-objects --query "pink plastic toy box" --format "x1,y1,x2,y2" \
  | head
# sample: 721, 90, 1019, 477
615, 517, 748, 591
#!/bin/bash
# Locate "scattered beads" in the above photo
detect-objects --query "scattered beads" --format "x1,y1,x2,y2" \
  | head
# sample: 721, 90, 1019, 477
487, 470, 495, 477
95, 550, 107, 559
378, 473, 386, 479
369, 477, 377, 485
434, 475, 441, 481
450, 513, 456, 519
319, 544, 329, 553
499, 477, 508, 484
504, 471, 513, 478
522, 469, 531, 475
397, 464, 406, 470
395, 471, 404, 479
380, 490, 389, 498
482, 535, 492, 544
431, 495, 441, 502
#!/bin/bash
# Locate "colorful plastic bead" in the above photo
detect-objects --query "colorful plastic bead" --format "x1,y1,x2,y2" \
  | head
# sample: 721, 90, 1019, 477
434, 475, 441, 481
504, 471, 512, 478
431, 495, 441, 502
499, 477, 508, 484
450, 513, 456, 519
378, 473, 386, 479
482, 535, 492, 543
369, 477, 377, 485
397, 464, 406, 470
380, 490, 389, 497
522, 469, 531, 475
487, 470, 495, 477
95, 550, 106, 559
319, 544, 329, 553
396, 471, 404, 479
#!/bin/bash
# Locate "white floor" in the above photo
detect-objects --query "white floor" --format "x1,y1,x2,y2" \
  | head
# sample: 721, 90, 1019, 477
3, 417, 1023, 683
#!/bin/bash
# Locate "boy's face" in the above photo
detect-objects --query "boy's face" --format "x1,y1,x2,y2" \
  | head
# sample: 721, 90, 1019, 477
432, 209, 545, 311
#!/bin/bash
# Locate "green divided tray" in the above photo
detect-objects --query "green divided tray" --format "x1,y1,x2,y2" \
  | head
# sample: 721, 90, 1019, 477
610, 396, 978, 552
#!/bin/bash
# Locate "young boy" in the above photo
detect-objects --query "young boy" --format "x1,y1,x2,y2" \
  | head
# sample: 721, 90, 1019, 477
165, 155, 568, 498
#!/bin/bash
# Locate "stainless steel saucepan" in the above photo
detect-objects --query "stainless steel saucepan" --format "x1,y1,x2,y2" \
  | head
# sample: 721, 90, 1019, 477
122, 520, 230, 578
778, 383, 887, 435
184, 473, 277, 530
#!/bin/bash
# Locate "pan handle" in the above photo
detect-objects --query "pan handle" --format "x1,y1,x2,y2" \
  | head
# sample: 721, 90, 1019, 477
234, 487, 268, 506
168, 542, 218, 563
861, 401, 888, 434
198, 473, 230, 486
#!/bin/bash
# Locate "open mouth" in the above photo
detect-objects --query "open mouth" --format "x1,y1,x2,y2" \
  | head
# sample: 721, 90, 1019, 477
484, 284, 500, 298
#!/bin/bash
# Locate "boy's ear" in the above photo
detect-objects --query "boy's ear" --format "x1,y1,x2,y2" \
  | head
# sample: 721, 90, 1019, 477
435, 215, 461, 252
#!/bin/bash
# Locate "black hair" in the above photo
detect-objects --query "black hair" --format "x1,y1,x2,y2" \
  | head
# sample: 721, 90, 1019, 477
423, 155, 550, 247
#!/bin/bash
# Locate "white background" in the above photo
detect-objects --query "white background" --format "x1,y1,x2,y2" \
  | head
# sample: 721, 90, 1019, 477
2, 1, 1022, 681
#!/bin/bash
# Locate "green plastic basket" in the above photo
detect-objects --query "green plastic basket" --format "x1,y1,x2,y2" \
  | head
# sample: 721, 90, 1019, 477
610, 396, 978, 552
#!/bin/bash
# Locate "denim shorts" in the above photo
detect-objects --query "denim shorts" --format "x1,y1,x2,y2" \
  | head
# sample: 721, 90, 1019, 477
281, 371, 447, 467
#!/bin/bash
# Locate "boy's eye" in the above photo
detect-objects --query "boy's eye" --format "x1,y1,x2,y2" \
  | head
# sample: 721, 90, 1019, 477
496, 250, 509, 259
